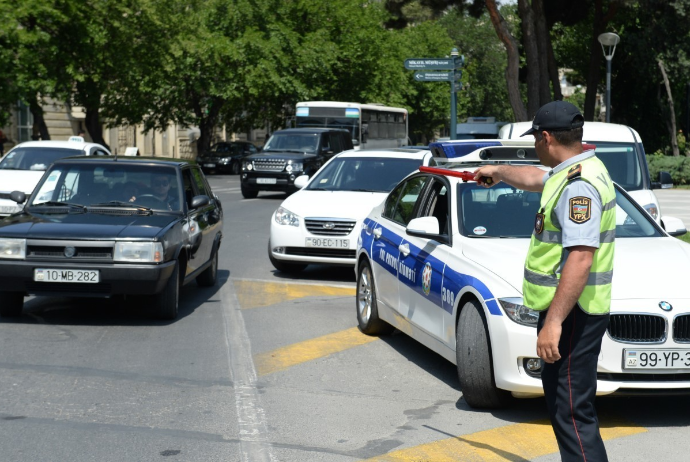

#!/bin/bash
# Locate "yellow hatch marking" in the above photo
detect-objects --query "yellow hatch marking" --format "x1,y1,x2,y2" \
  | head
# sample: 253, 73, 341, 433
233, 280, 355, 310
359, 417, 645, 461
254, 327, 378, 376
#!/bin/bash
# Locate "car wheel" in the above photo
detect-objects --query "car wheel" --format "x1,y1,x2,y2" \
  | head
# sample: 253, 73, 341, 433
196, 250, 218, 287
356, 260, 394, 335
456, 299, 512, 409
267, 242, 307, 273
241, 184, 258, 199
0, 292, 24, 317
153, 261, 180, 320
231, 161, 240, 175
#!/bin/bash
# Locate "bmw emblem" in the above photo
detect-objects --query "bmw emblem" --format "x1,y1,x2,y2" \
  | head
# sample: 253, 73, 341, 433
64, 246, 76, 258
659, 301, 673, 312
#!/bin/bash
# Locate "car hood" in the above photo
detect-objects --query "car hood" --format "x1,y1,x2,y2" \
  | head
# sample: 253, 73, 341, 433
280, 190, 387, 219
462, 237, 690, 300
0, 212, 179, 240
247, 151, 317, 160
0, 170, 45, 194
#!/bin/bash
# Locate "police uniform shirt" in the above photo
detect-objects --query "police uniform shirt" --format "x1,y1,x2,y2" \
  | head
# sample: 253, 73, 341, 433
543, 150, 603, 250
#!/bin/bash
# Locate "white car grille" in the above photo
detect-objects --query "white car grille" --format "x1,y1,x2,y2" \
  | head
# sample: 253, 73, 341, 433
305, 218, 356, 236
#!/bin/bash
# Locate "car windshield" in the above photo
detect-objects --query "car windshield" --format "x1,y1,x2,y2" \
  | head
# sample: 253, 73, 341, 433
29, 163, 183, 212
591, 142, 643, 191
306, 157, 423, 192
458, 182, 663, 238
263, 133, 319, 153
0, 147, 83, 171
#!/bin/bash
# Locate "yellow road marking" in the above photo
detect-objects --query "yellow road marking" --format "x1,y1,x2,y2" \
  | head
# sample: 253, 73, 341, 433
233, 280, 355, 310
360, 417, 645, 461
255, 327, 378, 376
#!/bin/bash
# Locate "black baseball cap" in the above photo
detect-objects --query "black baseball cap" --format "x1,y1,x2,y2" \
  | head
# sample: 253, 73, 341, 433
520, 101, 584, 137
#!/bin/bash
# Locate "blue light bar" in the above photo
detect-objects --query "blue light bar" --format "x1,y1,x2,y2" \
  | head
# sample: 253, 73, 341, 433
429, 141, 502, 158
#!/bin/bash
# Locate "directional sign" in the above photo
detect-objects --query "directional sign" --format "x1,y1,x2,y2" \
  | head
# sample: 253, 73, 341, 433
454, 70, 463, 80
405, 58, 456, 70
414, 72, 452, 82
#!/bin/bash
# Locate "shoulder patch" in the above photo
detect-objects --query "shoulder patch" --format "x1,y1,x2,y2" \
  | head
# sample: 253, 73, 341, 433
569, 196, 591, 223
567, 164, 582, 180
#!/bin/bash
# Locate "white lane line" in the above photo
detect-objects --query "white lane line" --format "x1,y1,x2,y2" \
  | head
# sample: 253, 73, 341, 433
221, 282, 276, 462
213, 188, 240, 192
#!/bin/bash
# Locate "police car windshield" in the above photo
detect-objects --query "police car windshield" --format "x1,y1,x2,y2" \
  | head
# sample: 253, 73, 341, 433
306, 157, 422, 192
458, 183, 662, 238
0, 147, 82, 171
591, 142, 643, 191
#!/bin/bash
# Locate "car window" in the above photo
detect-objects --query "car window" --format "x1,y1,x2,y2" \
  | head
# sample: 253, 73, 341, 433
419, 179, 450, 236
591, 142, 643, 191
190, 167, 212, 198
385, 176, 427, 225
0, 147, 82, 171
306, 157, 423, 192
182, 169, 196, 209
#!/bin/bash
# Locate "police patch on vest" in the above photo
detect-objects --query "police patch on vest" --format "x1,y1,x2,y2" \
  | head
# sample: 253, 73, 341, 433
534, 212, 545, 234
569, 196, 591, 223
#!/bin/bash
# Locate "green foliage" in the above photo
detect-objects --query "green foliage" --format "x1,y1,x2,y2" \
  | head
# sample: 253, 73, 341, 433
647, 154, 690, 185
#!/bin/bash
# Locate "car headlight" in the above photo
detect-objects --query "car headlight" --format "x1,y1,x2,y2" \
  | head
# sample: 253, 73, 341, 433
243, 161, 253, 171
0, 238, 26, 259
274, 206, 300, 227
498, 297, 539, 327
114, 242, 164, 263
643, 203, 659, 220
286, 161, 303, 173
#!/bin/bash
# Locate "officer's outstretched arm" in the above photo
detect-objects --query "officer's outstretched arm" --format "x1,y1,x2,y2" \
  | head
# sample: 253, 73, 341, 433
473, 165, 545, 192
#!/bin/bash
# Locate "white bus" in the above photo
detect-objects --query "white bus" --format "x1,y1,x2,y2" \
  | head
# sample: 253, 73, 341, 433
294, 101, 409, 150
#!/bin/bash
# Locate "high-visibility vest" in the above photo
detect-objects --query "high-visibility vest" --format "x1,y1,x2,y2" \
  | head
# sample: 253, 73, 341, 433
523, 155, 616, 314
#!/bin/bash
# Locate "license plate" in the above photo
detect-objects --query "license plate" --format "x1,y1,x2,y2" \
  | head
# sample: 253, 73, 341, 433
305, 238, 349, 248
203, 163, 216, 168
34, 269, 100, 284
623, 349, 690, 369
257, 178, 277, 184
0, 205, 21, 214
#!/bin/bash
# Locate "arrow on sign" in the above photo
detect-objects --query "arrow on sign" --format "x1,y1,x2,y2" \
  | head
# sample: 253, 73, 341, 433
414, 72, 453, 82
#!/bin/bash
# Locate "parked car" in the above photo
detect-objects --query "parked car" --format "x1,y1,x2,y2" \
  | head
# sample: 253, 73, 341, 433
356, 145, 689, 409
241, 128, 354, 198
198, 141, 260, 175
0, 137, 111, 216
0, 156, 223, 320
268, 148, 433, 272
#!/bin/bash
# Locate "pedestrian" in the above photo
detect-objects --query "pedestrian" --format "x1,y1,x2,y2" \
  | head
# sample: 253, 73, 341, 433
474, 100, 615, 462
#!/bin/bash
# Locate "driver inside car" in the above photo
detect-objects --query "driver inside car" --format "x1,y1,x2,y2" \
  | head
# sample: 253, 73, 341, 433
137, 173, 179, 210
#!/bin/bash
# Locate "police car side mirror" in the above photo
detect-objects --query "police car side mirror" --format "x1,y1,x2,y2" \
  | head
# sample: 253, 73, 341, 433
406, 217, 440, 237
661, 215, 687, 237
10, 190, 26, 204
294, 175, 309, 189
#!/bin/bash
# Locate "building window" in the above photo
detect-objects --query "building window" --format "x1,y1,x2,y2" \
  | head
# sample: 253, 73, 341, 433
17, 101, 33, 142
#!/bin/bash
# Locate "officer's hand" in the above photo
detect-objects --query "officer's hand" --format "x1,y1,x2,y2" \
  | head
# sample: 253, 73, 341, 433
537, 322, 562, 363
473, 166, 499, 188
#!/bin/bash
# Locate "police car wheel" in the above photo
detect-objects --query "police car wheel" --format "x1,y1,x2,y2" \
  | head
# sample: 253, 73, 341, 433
456, 300, 512, 409
356, 260, 394, 335
0, 291, 24, 317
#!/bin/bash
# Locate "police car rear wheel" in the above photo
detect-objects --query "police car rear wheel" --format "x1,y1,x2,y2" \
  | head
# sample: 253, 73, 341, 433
0, 291, 24, 317
456, 300, 512, 409
356, 261, 394, 335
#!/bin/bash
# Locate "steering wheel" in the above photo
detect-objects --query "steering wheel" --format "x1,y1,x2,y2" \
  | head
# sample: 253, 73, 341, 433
133, 194, 168, 209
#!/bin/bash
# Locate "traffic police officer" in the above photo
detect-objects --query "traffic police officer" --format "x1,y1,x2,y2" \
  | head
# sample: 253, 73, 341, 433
474, 100, 615, 462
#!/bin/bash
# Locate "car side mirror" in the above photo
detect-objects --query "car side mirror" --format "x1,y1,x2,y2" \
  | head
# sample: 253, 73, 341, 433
406, 216, 440, 237
10, 191, 26, 204
352, 139, 360, 146
661, 215, 687, 237
191, 195, 210, 209
294, 175, 309, 189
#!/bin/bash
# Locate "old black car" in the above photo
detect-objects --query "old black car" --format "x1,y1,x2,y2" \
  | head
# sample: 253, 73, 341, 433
240, 128, 353, 198
0, 156, 223, 320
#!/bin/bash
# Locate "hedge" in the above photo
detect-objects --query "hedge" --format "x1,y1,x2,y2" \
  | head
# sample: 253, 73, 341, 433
646, 154, 690, 186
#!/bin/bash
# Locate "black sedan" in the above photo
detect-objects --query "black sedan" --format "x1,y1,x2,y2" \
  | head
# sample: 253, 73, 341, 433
198, 141, 260, 175
0, 156, 223, 320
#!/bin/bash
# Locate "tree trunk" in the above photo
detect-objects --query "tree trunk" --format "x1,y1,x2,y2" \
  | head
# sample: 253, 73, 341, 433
658, 60, 680, 157
485, 0, 528, 121
584, 0, 620, 121
532, 0, 553, 106
84, 107, 109, 151
518, 0, 541, 118
29, 95, 50, 140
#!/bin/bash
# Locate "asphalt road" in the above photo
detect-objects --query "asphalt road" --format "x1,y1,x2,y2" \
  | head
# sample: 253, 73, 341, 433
1, 175, 690, 462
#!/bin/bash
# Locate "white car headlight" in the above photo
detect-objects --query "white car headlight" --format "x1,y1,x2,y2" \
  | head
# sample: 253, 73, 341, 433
0, 238, 26, 259
114, 242, 164, 263
498, 297, 539, 327
642, 203, 659, 220
274, 206, 300, 227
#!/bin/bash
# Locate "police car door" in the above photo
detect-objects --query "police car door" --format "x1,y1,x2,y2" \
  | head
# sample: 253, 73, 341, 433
370, 176, 428, 313
398, 177, 452, 340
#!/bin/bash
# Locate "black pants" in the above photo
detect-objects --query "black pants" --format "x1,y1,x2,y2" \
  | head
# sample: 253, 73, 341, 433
538, 307, 610, 462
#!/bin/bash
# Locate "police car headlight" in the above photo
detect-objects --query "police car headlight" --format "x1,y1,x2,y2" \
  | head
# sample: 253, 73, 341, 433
274, 207, 300, 227
499, 297, 539, 327
243, 162, 253, 171
0, 238, 26, 260
643, 203, 659, 220
114, 242, 164, 263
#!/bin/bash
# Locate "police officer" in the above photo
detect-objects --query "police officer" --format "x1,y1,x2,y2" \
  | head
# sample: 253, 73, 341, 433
474, 100, 615, 462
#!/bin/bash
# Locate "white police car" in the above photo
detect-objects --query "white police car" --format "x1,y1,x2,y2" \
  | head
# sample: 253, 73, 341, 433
268, 148, 433, 272
355, 144, 690, 408
0, 137, 111, 216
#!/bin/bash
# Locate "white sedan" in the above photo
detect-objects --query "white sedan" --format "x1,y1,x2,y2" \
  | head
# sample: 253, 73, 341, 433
268, 148, 433, 272
355, 145, 690, 409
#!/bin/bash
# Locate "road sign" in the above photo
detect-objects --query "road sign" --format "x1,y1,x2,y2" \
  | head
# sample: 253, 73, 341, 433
414, 72, 453, 82
454, 56, 465, 68
405, 58, 456, 70
454, 70, 463, 80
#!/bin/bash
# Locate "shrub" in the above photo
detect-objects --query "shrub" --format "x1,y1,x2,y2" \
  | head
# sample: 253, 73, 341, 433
646, 155, 690, 186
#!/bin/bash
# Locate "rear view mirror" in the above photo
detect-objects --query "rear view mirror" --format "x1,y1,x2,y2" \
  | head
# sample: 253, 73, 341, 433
661, 215, 687, 237
191, 195, 210, 209
406, 216, 440, 236
294, 175, 309, 189
652, 171, 673, 189
10, 191, 26, 204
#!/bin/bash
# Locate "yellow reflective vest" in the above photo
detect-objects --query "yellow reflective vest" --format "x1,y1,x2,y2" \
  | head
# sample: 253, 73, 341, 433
523, 155, 616, 314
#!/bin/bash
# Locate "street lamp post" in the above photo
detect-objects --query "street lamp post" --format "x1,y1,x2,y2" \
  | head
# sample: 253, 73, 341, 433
450, 48, 459, 140
598, 32, 620, 123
